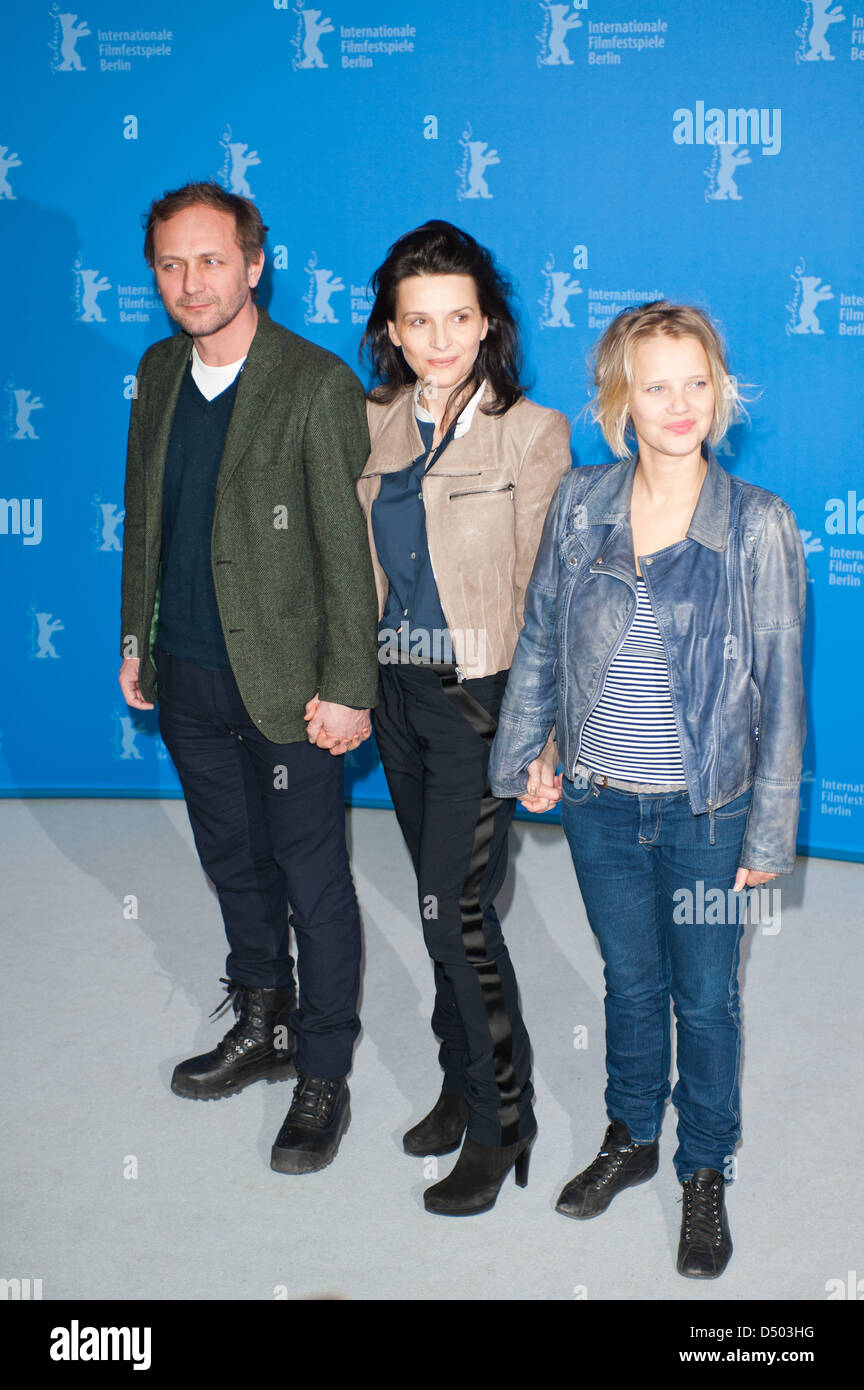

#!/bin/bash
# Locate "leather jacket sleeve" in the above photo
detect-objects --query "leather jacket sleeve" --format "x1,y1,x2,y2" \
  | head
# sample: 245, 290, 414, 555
488, 473, 569, 796
740, 498, 807, 875
512, 409, 572, 627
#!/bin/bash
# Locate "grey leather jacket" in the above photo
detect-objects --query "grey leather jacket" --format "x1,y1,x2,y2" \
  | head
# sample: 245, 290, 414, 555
489, 453, 807, 874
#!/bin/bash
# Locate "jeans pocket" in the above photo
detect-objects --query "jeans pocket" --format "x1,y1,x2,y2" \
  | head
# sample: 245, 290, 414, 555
561, 775, 594, 808
714, 787, 753, 819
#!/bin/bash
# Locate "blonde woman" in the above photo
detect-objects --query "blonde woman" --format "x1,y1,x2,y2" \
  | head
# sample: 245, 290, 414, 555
490, 302, 805, 1276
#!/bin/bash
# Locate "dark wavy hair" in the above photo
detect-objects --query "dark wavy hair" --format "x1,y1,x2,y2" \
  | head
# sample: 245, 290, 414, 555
361, 220, 526, 423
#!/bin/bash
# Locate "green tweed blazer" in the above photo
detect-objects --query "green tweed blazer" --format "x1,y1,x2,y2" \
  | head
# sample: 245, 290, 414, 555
120, 305, 380, 743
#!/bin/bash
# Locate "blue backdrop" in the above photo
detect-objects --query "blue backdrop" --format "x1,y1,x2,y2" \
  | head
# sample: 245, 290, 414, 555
2, 0, 862, 860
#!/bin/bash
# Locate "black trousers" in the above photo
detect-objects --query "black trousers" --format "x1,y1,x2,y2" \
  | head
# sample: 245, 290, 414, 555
155, 647, 361, 1079
373, 660, 535, 1147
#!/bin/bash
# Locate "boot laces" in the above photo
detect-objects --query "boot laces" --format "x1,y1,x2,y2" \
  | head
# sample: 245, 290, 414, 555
681, 1177, 724, 1246
209, 979, 266, 1053
289, 1076, 340, 1127
209, 978, 242, 1022
582, 1139, 639, 1187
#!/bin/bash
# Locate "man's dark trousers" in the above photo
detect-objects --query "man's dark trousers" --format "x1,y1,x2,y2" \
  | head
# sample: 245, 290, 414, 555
156, 647, 361, 1079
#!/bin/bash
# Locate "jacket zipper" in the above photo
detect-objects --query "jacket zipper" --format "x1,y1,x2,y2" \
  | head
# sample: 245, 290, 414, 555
448, 483, 514, 500
705, 541, 737, 822
565, 561, 637, 780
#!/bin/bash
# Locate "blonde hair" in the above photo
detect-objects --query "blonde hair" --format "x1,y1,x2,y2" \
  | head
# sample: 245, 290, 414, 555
590, 301, 744, 458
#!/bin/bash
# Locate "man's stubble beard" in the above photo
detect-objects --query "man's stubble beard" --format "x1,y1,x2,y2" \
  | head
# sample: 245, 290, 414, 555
167, 282, 252, 339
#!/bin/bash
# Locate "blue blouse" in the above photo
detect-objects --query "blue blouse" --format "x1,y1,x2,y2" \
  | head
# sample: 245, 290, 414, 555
372, 416, 456, 657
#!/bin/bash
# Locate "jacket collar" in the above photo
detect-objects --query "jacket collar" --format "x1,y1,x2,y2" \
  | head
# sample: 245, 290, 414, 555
581, 449, 731, 552
413, 379, 487, 438
364, 384, 504, 477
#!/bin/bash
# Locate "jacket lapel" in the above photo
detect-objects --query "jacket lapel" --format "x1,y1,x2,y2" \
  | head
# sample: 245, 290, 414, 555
143, 332, 189, 500
215, 307, 284, 495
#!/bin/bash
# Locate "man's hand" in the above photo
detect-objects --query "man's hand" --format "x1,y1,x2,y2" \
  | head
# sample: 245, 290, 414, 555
304, 694, 371, 756
733, 868, 778, 892
119, 656, 154, 710
519, 754, 562, 814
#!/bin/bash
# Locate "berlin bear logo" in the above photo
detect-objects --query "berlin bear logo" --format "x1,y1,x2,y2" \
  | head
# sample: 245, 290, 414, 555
704, 137, 752, 201
0, 146, 22, 199
539, 255, 583, 327
292, 5, 334, 70
457, 124, 500, 200
537, 3, 584, 66
74, 262, 112, 322
54, 11, 91, 71
786, 259, 834, 335
219, 126, 261, 199
303, 253, 345, 324
796, 1, 846, 63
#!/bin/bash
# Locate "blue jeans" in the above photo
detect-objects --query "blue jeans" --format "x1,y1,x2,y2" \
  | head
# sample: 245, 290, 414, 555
560, 776, 752, 1180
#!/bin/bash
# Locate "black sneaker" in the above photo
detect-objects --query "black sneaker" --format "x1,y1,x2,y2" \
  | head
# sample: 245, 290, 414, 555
555, 1119, 659, 1219
171, 980, 297, 1100
270, 1075, 350, 1174
677, 1168, 733, 1278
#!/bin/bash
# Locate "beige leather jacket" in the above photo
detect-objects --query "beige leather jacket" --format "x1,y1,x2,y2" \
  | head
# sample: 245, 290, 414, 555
356, 387, 572, 678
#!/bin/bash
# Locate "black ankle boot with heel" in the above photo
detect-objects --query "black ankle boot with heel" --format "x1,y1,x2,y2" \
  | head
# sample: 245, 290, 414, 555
422, 1129, 536, 1216
403, 1089, 469, 1156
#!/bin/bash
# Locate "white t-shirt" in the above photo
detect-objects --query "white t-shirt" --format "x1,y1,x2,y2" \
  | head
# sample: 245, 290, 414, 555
190, 344, 247, 401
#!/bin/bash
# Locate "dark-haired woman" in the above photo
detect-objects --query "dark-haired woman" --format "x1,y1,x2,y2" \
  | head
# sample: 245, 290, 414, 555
354, 221, 571, 1214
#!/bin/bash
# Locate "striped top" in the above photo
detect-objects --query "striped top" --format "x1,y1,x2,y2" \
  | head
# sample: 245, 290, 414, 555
577, 577, 686, 782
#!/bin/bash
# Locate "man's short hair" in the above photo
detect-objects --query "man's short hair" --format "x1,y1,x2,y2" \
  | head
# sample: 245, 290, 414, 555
142, 181, 268, 268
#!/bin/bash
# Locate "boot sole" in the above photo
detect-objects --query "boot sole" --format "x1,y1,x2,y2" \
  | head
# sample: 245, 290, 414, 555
555, 1159, 659, 1220
270, 1105, 351, 1175
423, 1194, 498, 1216
170, 1057, 297, 1100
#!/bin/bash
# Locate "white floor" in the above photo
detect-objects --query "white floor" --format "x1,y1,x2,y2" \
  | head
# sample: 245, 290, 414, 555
1, 799, 861, 1302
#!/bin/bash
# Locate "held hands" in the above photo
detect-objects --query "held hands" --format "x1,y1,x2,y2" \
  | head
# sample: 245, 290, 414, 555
519, 752, 562, 815
118, 656, 154, 711
304, 694, 372, 756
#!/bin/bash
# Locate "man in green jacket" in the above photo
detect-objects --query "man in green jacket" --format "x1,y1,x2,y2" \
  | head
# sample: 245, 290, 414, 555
119, 181, 379, 1174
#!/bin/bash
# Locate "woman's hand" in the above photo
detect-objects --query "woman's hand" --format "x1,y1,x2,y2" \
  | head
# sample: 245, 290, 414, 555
519, 756, 562, 814
304, 694, 372, 755
733, 867, 778, 891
